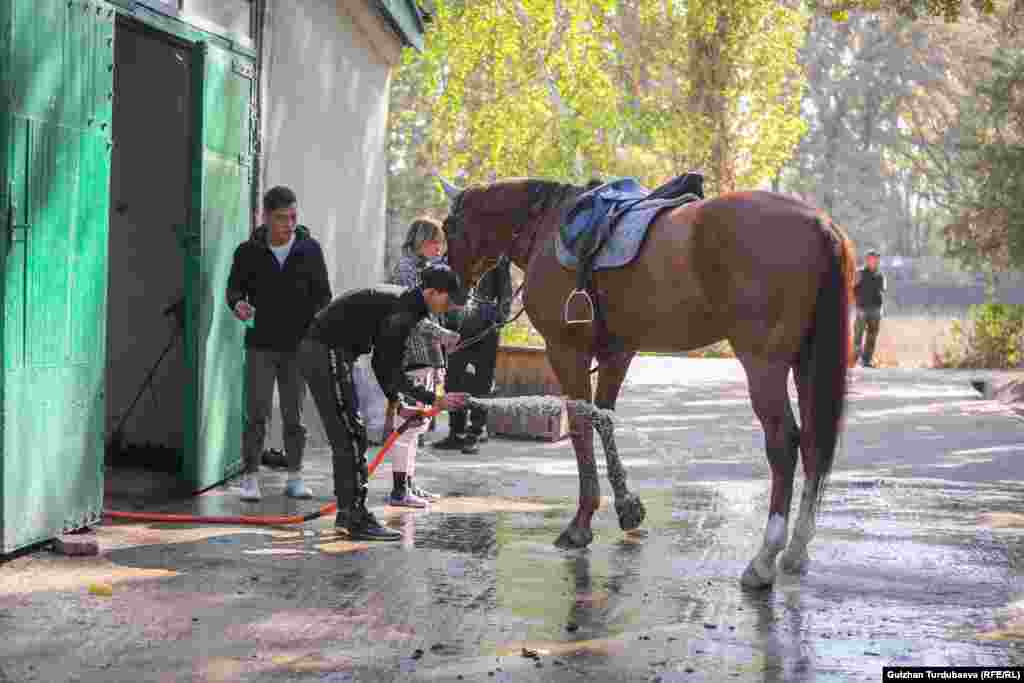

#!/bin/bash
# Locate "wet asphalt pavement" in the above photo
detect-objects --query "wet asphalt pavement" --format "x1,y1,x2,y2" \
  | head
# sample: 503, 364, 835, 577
1, 358, 1023, 682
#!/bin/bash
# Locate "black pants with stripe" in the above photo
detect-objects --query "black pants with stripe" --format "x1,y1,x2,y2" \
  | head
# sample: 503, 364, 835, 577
297, 336, 366, 507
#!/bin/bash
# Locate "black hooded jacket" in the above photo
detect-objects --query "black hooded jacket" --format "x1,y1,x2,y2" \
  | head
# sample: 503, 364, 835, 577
308, 285, 438, 406
225, 225, 332, 352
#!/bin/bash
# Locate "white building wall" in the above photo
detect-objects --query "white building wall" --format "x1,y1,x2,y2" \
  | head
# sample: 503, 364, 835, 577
259, 1, 405, 450
259, 0, 401, 295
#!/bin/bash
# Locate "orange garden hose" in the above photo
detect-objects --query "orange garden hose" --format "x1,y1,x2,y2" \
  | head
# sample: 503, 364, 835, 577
103, 406, 442, 526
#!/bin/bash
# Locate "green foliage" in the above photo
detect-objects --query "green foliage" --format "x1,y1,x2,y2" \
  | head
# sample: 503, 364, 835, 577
683, 341, 736, 359
392, 0, 808, 193
499, 318, 546, 348
940, 50, 1024, 272
935, 303, 1024, 369
779, 12, 954, 258
807, 0, 994, 22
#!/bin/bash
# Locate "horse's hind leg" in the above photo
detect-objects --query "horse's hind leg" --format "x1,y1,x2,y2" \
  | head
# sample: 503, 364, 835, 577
780, 360, 821, 575
593, 350, 645, 531
737, 354, 801, 589
547, 343, 599, 549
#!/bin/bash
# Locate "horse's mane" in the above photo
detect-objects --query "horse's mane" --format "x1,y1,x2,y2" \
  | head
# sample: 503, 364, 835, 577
522, 178, 602, 215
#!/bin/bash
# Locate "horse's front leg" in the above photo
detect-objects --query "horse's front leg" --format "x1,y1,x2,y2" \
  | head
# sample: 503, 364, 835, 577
555, 399, 599, 549
546, 344, 599, 549
592, 351, 645, 531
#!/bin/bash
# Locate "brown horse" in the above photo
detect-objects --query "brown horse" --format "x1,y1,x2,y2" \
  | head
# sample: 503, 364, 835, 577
439, 177, 854, 588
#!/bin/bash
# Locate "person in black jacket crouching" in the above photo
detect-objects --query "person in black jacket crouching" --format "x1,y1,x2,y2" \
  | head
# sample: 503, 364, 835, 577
226, 186, 332, 503
298, 264, 470, 541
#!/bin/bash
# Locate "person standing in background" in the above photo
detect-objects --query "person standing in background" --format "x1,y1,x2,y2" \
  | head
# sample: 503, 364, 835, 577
853, 248, 886, 368
433, 257, 512, 454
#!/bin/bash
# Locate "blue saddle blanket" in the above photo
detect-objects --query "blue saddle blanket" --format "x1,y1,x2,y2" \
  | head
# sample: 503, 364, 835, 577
556, 173, 704, 271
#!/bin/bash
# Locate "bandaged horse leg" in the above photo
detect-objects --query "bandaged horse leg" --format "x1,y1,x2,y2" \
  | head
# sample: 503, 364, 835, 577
547, 345, 599, 549
738, 356, 800, 589
556, 400, 599, 548
592, 350, 645, 531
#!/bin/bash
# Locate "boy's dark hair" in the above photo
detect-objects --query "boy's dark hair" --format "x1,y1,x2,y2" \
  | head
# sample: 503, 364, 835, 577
420, 263, 467, 305
263, 186, 297, 213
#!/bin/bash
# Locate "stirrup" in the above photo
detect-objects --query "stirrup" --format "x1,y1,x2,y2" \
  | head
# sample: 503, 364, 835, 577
564, 289, 595, 325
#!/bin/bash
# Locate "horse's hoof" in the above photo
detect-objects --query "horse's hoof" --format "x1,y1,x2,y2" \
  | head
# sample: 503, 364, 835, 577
554, 525, 594, 549
615, 494, 646, 531
779, 548, 809, 575
740, 560, 776, 590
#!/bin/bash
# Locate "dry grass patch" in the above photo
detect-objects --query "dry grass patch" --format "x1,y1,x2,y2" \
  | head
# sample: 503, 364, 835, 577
867, 314, 959, 368
506, 312, 962, 368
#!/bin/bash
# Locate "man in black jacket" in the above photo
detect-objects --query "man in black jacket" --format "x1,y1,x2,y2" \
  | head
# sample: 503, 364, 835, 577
298, 264, 470, 541
854, 248, 886, 368
226, 186, 332, 502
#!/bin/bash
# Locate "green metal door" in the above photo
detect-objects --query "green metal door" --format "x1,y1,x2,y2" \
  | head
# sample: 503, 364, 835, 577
0, 0, 115, 552
180, 42, 253, 491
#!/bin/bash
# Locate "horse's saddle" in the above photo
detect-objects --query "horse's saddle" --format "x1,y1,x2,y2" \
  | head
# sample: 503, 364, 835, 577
556, 172, 705, 271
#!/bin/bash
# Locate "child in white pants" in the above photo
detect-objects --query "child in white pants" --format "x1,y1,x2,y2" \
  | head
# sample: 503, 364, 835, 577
389, 366, 441, 508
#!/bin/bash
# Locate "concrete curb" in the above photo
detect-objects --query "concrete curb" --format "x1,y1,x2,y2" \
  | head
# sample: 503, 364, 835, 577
52, 532, 99, 557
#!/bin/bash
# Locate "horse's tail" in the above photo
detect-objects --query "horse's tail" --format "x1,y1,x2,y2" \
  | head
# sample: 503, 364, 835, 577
803, 218, 855, 502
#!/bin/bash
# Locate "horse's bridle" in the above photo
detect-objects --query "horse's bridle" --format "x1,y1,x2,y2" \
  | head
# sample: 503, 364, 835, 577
443, 183, 549, 283
444, 181, 605, 375
443, 184, 550, 354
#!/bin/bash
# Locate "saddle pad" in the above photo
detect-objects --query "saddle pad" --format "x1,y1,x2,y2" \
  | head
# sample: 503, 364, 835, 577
560, 178, 649, 250
555, 202, 673, 271
556, 173, 704, 271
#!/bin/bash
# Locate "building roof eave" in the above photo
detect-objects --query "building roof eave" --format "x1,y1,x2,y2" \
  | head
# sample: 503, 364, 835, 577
372, 0, 427, 52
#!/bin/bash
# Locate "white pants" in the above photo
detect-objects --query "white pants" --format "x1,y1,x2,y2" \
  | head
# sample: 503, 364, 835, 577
390, 368, 434, 476
353, 354, 388, 442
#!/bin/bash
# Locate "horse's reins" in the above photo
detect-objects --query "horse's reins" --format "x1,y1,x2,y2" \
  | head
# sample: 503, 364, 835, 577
447, 259, 527, 355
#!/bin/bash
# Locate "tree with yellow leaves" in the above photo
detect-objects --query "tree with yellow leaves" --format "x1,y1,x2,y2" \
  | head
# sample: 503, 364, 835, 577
396, 0, 808, 196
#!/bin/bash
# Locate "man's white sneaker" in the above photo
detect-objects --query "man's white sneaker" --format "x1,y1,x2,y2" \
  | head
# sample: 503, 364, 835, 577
240, 476, 262, 502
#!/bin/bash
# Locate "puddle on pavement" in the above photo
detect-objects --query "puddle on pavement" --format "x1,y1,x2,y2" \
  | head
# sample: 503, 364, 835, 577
8, 366, 1024, 682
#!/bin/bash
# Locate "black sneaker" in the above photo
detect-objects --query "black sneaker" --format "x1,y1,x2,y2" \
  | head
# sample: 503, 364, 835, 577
432, 434, 465, 450
461, 436, 480, 455
335, 506, 401, 541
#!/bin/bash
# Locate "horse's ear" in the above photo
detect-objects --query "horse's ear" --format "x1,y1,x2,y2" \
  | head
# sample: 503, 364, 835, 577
437, 176, 462, 203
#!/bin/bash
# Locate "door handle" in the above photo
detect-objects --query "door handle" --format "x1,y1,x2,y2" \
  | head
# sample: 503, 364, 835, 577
5, 181, 29, 246
5, 184, 15, 249
7, 200, 26, 246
